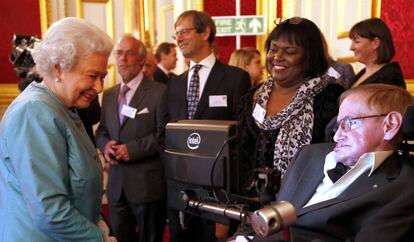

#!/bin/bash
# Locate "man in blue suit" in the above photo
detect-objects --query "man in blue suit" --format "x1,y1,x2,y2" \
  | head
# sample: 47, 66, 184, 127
166, 10, 251, 242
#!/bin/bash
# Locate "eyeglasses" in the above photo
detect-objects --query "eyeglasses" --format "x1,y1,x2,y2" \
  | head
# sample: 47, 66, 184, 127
172, 28, 196, 40
114, 50, 139, 58
333, 114, 388, 132
274, 17, 303, 26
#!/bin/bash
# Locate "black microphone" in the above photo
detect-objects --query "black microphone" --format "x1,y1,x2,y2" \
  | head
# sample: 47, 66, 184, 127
402, 106, 414, 140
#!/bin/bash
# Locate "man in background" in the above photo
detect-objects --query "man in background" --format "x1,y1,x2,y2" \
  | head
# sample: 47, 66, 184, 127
142, 50, 158, 81
96, 35, 168, 242
154, 42, 178, 84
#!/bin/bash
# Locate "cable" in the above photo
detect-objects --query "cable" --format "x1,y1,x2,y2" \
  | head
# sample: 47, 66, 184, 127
209, 135, 237, 202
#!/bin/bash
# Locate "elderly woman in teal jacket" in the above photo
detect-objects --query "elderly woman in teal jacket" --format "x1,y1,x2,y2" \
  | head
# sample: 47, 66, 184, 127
0, 18, 116, 242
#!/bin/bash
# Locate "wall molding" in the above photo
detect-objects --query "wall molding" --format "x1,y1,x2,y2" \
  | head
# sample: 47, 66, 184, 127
0, 84, 19, 117
0, 84, 19, 102
256, 0, 277, 81
406, 79, 414, 96
160, 4, 174, 43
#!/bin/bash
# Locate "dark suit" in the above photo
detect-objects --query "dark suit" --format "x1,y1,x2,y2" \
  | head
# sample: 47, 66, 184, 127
168, 60, 250, 121
96, 77, 169, 242
166, 60, 251, 242
352, 61, 406, 88
78, 96, 101, 145
154, 66, 175, 85
275, 143, 414, 242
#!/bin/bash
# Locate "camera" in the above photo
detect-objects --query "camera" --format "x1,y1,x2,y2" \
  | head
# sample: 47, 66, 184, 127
9, 34, 40, 77
9, 34, 42, 91
246, 166, 281, 205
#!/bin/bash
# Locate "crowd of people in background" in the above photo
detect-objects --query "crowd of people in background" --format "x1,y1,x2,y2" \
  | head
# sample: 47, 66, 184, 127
1, 9, 414, 242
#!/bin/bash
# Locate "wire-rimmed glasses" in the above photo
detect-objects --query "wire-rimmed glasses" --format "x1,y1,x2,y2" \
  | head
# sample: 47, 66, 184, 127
333, 114, 388, 133
172, 28, 196, 40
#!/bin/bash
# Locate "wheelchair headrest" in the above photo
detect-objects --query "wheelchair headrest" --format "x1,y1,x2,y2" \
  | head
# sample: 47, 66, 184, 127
402, 106, 414, 140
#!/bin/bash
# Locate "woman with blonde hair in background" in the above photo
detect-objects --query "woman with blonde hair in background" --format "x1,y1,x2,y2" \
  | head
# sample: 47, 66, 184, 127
229, 47, 264, 85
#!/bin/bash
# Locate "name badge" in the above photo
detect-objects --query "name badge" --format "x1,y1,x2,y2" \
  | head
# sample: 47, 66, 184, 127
252, 103, 266, 124
121, 105, 137, 119
236, 236, 253, 242
327, 66, 341, 79
209, 95, 227, 107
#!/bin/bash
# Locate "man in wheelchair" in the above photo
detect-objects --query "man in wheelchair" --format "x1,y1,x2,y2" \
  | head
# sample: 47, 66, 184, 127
233, 84, 414, 242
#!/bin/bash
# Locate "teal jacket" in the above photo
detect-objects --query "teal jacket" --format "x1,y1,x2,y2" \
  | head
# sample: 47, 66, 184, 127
0, 83, 104, 241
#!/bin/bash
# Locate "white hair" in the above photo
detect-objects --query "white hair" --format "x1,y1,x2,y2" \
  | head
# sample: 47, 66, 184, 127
116, 34, 147, 60
32, 17, 113, 79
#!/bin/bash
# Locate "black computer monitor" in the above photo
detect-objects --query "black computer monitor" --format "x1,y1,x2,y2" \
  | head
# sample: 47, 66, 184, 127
163, 120, 245, 223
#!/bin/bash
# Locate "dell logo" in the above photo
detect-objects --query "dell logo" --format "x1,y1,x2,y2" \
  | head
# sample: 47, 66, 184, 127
187, 133, 201, 150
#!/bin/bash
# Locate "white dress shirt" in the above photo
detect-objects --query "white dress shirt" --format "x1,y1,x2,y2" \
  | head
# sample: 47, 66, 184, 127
120, 72, 143, 105
187, 53, 216, 99
305, 150, 393, 207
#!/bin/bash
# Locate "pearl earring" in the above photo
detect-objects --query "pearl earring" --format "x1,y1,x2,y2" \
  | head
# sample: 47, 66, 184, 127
55, 78, 61, 83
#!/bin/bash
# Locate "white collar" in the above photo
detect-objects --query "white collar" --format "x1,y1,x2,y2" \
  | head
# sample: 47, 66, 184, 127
121, 72, 143, 93
324, 150, 394, 178
189, 53, 216, 70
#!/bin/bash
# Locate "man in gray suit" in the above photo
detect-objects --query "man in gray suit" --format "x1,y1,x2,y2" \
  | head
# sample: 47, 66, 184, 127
96, 35, 169, 242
